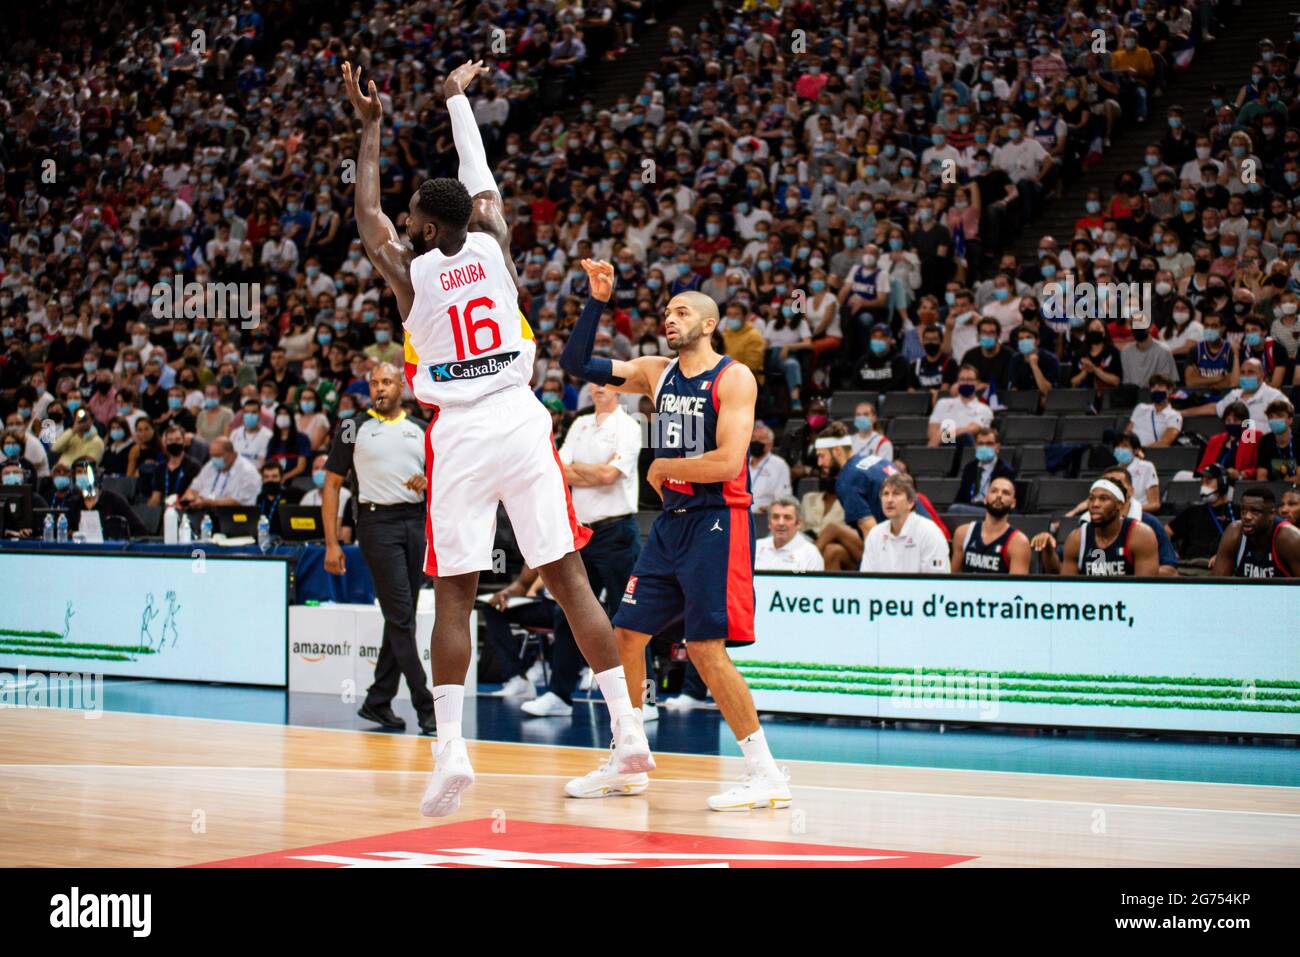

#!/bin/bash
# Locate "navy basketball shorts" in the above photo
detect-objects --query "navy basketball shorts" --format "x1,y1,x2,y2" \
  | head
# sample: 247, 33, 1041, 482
612, 506, 756, 645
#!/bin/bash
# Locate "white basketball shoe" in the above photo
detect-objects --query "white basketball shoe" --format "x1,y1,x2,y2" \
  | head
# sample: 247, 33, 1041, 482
706, 764, 793, 812
564, 746, 650, 799
610, 708, 655, 774
419, 738, 475, 817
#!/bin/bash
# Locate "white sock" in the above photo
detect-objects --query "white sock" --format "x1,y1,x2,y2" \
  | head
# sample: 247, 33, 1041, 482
433, 684, 464, 746
595, 666, 636, 724
738, 727, 778, 772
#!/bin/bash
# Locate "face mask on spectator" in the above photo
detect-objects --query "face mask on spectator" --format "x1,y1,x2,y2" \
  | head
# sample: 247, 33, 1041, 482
243, 412, 260, 429
53, 475, 72, 490
1114, 447, 1134, 465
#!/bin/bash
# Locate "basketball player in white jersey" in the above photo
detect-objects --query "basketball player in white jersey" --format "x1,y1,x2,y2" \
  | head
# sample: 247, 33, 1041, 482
342, 60, 652, 817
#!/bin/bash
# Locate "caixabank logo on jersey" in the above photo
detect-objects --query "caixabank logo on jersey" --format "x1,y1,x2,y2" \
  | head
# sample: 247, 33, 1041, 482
429, 351, 520, 381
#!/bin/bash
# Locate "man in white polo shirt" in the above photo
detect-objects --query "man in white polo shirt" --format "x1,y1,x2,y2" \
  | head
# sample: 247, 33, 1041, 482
756, 496, 825, 571
1212, 358, 1292, 425
747, 422, 792, 513
180, 435, 262, 508
927, 363, 993, 447
1125, 373, 1182, 447
524, 383, 648, 718
860, 472, 950, 574
231, 396, 273, 467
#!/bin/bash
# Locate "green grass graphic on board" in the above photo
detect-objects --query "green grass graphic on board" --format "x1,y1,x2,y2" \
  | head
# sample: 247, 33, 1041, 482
0, 595, 176, 663
733, 661, 1298, 715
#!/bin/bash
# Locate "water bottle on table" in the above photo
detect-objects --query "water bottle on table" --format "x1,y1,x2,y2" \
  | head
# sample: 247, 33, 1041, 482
43, 513, 55, 542
200, 514, 213, 542
257, 514, 271, 553
56, 513, 69, 543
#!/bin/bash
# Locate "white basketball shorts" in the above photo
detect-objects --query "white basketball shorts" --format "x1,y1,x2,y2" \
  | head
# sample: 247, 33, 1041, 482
422, 385, 590, 577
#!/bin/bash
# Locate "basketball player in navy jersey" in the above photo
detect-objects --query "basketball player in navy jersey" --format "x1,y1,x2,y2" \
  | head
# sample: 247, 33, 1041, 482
1031, 478, 1160, 576
1212, 486, 1300, 578
559, 258, 792, 811
950, 477, 1031, 574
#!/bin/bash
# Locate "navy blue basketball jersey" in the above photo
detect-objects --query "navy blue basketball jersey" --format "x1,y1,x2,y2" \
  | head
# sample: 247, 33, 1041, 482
652, 355, 752, 511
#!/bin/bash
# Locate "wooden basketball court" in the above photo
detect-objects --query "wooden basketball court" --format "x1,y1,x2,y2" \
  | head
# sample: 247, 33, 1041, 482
1, 708, 1296, 867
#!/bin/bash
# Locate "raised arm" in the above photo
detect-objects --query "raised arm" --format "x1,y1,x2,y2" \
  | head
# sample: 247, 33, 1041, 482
560, 258, 669, 396
342, 62, 414, 314
444, 60, 521, 291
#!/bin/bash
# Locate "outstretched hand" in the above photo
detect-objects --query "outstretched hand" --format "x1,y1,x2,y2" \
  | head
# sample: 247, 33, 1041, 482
445, 60, 489, 98
580, 258, 614, 302
342, 62, 382, 125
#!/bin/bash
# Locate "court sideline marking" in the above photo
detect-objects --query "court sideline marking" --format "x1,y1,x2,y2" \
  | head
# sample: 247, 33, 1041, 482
1, 764, 1296, 818
4, 703, 1296, 791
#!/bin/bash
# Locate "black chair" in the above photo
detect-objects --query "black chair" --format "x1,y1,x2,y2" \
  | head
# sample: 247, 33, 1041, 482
880, 391, 932, 417
288, 474, 317, 496
1003, 415, 1058, 444
1104, 386, 1149, 412
795, 476, 820, 499
1163, 481, 1204, 509
1030, 478, 1094, 512
1001, 390, 1042, 413
897, 445, 956, 476
1043, 389, 1094, 414
753, 511, 770, 539
133, 504, 163, 536
918, 478, 962, 510
885, 416, 931, 445
1144, 446, 1200, 474
1181, 416, 1222, 439
1013, 515, 1057, 539
1016, 445, 1050, 475
1057, 416, 1112, 443
101, 475, 138, 503
828, 390, 879, 419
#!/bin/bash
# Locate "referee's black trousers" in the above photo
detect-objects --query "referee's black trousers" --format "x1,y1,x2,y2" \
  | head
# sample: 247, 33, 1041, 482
356, 504, 434, 718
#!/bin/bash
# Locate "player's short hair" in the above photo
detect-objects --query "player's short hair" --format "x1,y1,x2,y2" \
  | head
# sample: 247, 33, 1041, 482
1265, 399, 1293, 418
417, 178, 472, 230
988, 475, 1017, 497
881, 471, 916, 502
673, 290, 720, 326
1241, 485, 1276, 506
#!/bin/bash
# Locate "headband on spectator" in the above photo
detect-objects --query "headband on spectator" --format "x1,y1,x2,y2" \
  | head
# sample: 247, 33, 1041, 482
814, 436, 854, 450
1090, 479, 1126, 502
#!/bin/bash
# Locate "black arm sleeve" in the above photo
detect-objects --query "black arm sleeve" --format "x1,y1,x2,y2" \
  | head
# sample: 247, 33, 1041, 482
558, 295, 625, 385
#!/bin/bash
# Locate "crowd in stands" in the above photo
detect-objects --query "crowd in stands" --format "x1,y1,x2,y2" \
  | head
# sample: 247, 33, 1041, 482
0, 0, 1296, 577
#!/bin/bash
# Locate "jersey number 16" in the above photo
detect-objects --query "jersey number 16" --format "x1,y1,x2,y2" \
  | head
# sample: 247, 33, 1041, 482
448, 296, 502, 360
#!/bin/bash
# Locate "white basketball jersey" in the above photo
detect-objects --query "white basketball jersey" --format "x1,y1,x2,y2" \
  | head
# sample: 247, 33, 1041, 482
404, 231, 535, 407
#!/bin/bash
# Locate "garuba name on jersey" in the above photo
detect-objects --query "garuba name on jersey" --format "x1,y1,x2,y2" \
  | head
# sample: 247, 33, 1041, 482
404, 231, 535, 407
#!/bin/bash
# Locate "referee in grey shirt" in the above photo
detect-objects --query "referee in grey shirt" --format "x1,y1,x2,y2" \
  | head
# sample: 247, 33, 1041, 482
323, 363, 435, 734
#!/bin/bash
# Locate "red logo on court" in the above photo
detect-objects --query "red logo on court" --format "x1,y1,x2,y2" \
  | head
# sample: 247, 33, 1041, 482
196, 819, 973, 868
